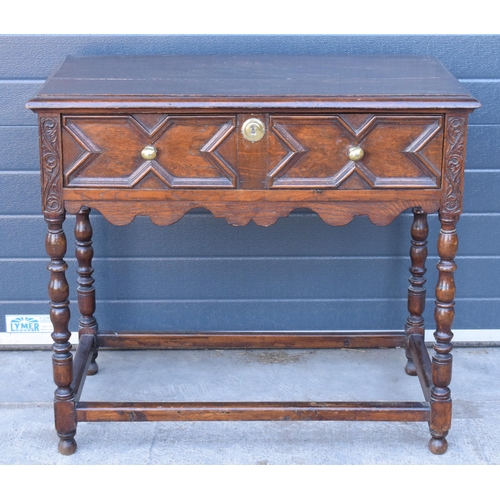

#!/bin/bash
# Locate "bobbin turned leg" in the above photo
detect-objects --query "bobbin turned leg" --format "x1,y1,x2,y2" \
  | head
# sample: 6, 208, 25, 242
75, 206, 98, 375
428, 213, 458, 455
46, 213, 77, 455
405, 208, 428, 376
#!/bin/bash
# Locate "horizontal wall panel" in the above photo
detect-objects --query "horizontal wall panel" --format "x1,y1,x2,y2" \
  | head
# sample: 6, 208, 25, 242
85, 297, 500, 331
1, 35, 499, 80
0, 126, 38, 171
463, 171, 500, 213
457, 215, 500, 256
0, 212, 497, 260
68, 214, 414, 259
0, 257, 412, 301
0, 213, 411, 259
0, 255, 497, 303
0, 172, 41, 214
0, 298, 409, 332
466, 125, 500, 169
0, 217, 47, 257
0, 297, 496, 332
84, 297, 500, 331
460, 81, 500, 125
0, 82, 40, 126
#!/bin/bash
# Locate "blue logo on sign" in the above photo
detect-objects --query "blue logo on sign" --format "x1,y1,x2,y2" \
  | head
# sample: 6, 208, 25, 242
9, 317, 40, 332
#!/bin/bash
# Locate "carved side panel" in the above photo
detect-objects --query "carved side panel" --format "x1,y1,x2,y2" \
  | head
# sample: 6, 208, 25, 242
441, 115, 467, 216
40, 115, 63, 216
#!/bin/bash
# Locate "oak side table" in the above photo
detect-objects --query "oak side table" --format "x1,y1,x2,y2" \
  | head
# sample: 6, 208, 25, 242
27, 55, 480, 455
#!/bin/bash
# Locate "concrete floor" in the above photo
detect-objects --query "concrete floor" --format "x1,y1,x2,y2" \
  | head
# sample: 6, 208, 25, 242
1, 346, 499, 465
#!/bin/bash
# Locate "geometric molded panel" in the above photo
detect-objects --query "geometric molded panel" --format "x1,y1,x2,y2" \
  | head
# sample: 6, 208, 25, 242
62, 115, 238, 189
268, 114, 444, 189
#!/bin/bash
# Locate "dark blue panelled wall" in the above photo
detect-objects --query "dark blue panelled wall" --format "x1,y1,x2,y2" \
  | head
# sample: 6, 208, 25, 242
1, 35, 499, 332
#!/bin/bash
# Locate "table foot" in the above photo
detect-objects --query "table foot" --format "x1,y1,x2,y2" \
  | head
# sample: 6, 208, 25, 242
428, 436, 448, 455
404, 359, 417, 376
87, 359, 98, 376
58, 434, 77, 455
87, 347, 99, 376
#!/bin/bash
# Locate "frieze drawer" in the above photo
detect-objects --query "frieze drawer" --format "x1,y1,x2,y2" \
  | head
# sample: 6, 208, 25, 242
61, 113, 444, 191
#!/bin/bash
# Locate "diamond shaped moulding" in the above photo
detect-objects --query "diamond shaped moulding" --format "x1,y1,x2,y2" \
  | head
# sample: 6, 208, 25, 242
62, 115, 238, 189
267, 115, 444, 189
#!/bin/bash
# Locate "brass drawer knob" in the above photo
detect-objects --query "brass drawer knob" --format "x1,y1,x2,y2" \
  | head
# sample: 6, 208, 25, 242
141, 145, 157, 160
242, 118, 266, 142
348, 146, 364, 162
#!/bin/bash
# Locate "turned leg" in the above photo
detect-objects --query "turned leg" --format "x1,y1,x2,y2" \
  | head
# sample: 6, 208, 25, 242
75, 207, 98, 375
428, 213, 458, 455
46, 213, 77, 455
405, 208, 428, 375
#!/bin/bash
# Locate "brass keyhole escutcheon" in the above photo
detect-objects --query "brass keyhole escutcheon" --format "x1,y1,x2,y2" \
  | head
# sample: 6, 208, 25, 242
348, 146, 364, 162
242, 118, 266, 142
141, 145, 157, 160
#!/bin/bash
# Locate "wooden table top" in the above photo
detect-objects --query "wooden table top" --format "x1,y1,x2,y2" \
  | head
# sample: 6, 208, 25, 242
27, 54, 480, 110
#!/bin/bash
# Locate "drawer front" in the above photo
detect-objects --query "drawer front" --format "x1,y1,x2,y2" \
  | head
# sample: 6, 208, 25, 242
267, 114, 444, 189
61, 113, 444, 191
62, 114, 238, 188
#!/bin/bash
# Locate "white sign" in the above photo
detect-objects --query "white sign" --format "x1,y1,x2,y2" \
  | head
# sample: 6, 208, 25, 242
5, 315, 52, 333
